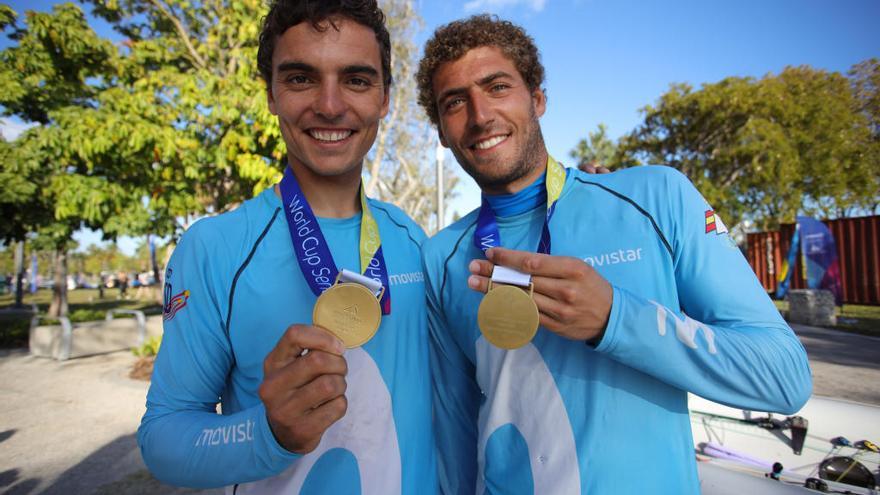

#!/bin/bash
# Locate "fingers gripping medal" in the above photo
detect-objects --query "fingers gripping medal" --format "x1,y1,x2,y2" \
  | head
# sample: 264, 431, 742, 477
473, 156, 567, 349
478, 265, 539, 349
280, 167, 391, 348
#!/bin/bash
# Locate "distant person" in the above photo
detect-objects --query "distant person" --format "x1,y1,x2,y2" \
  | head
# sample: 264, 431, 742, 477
137, 0, 435, 492
416, 14, 812, 494
117, 271, 129, 299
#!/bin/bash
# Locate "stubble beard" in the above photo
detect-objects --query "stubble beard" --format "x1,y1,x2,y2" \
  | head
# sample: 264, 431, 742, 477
456, 108, 547, 192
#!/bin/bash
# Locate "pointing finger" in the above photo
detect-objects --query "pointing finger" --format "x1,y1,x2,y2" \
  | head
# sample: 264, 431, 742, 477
485, 247, 581, 279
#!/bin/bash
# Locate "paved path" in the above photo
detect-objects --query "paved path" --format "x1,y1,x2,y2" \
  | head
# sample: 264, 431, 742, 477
0, 349, 221, 495
792, 323, 880, 405
0, 323, 876, 494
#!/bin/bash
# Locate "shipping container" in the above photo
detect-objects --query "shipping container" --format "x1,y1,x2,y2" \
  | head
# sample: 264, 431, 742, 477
747, 215, 880, 305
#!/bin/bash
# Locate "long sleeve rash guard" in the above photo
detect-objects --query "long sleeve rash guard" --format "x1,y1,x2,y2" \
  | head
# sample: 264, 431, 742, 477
138, 188, 436, 493
421, 164, 812, 495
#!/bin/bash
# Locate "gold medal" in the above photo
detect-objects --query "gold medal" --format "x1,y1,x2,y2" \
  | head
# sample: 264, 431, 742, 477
477, 281, 539, 349
313, 282, 382, 348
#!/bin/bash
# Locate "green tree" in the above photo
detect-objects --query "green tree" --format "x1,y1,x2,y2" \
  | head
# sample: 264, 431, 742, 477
849, 58, 880, 215
0, 3, 145, 316
82, 0, 453, 233
617, 65, 876, 230
2, 0, 457, 318
569, 123, 619, 169
364, 0, 457, 232
84, 0, 280, 226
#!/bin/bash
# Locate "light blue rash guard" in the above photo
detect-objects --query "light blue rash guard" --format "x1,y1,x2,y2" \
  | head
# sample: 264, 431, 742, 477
138, 187, 436, 493
421, 164, 812, 495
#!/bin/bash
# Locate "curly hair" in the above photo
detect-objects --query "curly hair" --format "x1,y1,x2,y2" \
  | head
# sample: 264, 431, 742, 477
257, 0, 392, 88
416, 14, 545, 127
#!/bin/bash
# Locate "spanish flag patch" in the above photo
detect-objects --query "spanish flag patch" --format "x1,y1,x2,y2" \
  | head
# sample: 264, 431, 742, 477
705, 210, 728, 235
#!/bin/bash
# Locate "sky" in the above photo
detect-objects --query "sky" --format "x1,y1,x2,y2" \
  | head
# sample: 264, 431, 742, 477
3, 0, 879, 254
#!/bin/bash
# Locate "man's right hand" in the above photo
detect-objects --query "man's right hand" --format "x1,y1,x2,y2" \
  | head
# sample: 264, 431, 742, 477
259, 324, 347, 454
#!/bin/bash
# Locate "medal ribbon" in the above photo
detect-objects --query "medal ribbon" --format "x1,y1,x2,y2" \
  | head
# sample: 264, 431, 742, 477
473, 156, 565, 254
280, 167, 391, 314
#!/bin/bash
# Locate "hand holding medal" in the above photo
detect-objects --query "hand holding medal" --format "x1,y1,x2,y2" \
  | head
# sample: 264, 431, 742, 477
260, 324, 348, 454
468, 248, 613, 344
470, 157, 612, 348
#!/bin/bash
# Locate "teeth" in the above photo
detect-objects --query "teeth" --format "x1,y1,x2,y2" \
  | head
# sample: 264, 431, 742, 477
310, 129, 352, 142
474, 135, 507, 150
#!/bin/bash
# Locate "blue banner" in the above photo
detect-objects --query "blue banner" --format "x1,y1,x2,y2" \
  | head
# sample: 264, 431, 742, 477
796, 216, 843, 305
776, 225, 799, 299
30, 253, 38, 293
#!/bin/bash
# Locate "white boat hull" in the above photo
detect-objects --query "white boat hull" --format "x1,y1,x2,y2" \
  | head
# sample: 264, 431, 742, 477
690, 394, 880, 494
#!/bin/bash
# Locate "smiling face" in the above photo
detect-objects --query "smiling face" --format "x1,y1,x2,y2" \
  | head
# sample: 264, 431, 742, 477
267, 18, 389, 182
432, 45, 548, 194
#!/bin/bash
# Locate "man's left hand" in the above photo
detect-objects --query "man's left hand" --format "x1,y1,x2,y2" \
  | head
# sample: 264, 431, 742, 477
468, 247, 613, 343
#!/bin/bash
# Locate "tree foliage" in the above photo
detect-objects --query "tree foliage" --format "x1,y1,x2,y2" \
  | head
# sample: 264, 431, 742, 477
569, 123, 618, 169
614, 64, 878, 230
83, 0, 454, 231
2, 0, 453, 311
0, 3, 139, 315
1, 5, 108, 244
364, 0, 457, 232
849, 58, 880, 213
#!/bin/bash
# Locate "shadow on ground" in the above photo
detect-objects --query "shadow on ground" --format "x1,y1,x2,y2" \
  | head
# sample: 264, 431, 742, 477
0, 429, 41, 494
5, 433, 209, 495
795, 325, 880, 370
1, 473, 40, 495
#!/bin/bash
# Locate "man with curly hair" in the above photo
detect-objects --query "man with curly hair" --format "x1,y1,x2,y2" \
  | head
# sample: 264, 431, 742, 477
137, 0, 436, 492
417, 14, 812, 494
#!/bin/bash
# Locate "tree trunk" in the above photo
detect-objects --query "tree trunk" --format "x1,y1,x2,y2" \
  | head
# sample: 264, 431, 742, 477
47, 249, 69, 318
14, 241, 24, 308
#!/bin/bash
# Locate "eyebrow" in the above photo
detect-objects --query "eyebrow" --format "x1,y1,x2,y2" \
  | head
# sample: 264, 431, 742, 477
341, 64, 381, 78
275, 61, 380, 78
436, 71, 513, 102
275, 61, 314, 74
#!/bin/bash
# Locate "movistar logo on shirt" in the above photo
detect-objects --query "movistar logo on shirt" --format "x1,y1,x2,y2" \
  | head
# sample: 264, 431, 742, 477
388, 271, 424, 286
195, 419, 255, 447
583, 248, 644, 267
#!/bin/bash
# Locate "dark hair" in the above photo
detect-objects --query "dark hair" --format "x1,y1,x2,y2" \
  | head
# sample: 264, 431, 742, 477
257, 0, 392, 87
417, 14, 545, 126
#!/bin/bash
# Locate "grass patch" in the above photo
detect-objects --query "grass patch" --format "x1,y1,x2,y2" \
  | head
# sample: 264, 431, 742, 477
0, 288, 162, 348
773, 299, 880, 337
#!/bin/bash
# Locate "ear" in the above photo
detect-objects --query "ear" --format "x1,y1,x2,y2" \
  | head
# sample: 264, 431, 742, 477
380, 86, 391, 119
531, 87, 546, 118
438, 128, 448, 148
267, 85, 278, 116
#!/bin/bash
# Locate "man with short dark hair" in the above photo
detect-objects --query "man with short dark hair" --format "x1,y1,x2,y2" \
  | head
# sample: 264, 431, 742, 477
138, 1, 435, 492
417, 14, 812, 494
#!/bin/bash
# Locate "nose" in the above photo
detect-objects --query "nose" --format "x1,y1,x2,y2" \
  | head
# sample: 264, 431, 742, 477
313, 80, 346, 119
467, 91, 494, 129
